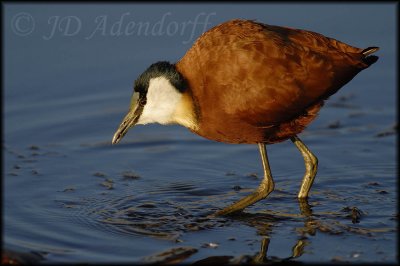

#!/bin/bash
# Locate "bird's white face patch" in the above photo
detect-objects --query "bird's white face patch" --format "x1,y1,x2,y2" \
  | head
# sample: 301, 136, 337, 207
137, 76, 182, 125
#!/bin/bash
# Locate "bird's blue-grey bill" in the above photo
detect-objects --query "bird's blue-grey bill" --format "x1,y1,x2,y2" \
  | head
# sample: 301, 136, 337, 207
112, 112, 135, 144
112, 92, 142, 145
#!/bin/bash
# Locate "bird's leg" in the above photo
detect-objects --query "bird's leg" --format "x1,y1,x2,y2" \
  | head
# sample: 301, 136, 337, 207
290, 135, 318, 198
215, 143, 274, 216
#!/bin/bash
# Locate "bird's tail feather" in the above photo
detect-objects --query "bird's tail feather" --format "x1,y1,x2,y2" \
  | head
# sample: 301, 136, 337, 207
361, 46, 379, 65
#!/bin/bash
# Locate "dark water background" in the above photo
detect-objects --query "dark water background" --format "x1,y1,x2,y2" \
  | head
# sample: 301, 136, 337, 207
3, 3, 397, 264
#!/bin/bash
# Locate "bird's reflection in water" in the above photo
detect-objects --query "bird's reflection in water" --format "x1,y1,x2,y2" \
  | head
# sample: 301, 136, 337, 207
251, 237, 307, 263
258, 199, 313, 262
193, 198, 314, 264
256, 199, 313, 262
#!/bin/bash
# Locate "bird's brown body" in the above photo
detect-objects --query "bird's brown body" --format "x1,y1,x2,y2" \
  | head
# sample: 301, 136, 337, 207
176, 19, 375, 144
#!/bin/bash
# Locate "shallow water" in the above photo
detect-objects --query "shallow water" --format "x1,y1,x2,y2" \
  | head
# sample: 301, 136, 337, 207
3, 3, 397, 264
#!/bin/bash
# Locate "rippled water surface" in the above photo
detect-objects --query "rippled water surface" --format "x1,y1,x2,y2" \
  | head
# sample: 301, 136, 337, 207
3, 3, 397, 264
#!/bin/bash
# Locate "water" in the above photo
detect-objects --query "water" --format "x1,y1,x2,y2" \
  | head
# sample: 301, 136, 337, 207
3, 3, 397, 264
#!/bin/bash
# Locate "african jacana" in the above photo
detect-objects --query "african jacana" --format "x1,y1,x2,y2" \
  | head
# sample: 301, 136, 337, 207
112, 19, 379, 215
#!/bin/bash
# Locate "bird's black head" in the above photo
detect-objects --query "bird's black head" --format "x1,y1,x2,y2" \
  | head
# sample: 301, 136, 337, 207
112, 61, 188, 144
134, 61, 187, 95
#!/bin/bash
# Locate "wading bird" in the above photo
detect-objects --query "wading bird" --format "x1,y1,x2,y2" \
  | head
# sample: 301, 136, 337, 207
112, 19, 378, 215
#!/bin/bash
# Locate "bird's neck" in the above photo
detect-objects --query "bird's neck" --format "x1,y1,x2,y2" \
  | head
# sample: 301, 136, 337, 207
172, 91, 199, 131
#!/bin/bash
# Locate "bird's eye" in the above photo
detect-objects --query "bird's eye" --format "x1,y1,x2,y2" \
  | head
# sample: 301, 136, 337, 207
140, 96, 147, 106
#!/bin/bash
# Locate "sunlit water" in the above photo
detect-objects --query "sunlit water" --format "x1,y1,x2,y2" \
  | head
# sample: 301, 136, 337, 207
3, 3, 397, 264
